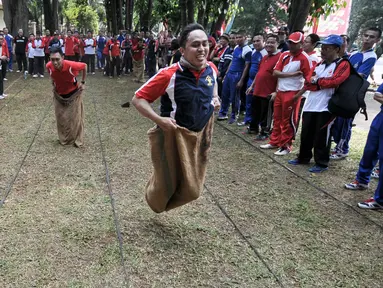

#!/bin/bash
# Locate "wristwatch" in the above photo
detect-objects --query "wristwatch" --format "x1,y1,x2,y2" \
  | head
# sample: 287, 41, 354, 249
81, 80, 85, 84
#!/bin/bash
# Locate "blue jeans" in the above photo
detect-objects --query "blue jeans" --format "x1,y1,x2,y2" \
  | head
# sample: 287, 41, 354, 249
355, 107, 383, 203
219, 71, 242, 119
332, 117, 353, 154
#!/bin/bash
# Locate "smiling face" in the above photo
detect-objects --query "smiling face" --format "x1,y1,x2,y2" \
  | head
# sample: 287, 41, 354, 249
180, 29, 209, 69
252, 35, 264, 51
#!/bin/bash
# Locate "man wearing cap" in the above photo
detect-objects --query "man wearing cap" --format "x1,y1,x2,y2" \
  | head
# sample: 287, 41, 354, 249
260, 31, 312, 155
288, 35, 351, 173
331, 27, 382, 160
218, 29, 252, 124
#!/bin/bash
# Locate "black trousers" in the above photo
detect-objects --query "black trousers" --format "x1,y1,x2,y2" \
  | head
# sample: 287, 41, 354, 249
84, 54, 95, 73
110, 56, 121, 77
147, 57, 157, 78
298, 111, 335, 167
28, 58, 34, 75
297, 97, 306, 130
34, 56, 45, 75
249, 96, 270, 134
16, 53, 28, 71
2, 61, 7, 79
45, 53, 50, 65
0, 73, 3, 95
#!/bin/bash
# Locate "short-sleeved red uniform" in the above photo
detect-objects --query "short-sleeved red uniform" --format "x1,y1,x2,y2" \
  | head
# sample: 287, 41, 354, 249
46, 60, 86, 95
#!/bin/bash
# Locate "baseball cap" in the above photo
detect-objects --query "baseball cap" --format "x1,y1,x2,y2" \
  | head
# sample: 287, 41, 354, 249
318, 34, 343, 47
220, 33, 230, 42
288, 32, 304, 43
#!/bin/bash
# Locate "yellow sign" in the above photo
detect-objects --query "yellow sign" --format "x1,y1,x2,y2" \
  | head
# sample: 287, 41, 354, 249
206, 75, 213, 86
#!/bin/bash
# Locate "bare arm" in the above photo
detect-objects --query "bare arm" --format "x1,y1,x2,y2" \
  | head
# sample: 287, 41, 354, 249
273, 70, 303, 78
237, 62, 250, 89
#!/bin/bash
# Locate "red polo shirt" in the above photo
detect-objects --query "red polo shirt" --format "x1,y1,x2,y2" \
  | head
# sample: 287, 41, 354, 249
64, 36, 79, 56
109, 40, 120, 57
132, 43, 145, 61
46, 60, 86, 95
253, 52, 280, 97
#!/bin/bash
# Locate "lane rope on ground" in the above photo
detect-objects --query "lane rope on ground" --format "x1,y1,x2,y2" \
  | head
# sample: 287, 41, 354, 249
214, 121, 383, 230
91, 92, 130, 287
204, 183, 286, 288
0, 100, 52, 207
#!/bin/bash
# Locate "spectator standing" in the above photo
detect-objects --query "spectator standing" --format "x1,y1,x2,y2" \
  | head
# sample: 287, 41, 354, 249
132, 37, 146, 83
32, 31, 45, 78
84, 31, 96, 74
289, 35, 351, 173
97, 31, 107, 69
331, 27, 382, 160
27, 33, 35, 76
14, 29, 28, 73
260, 32, 311, 155
3, 28, 13, 72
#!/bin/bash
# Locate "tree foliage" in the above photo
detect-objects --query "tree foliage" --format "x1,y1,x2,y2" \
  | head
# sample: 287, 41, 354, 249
62, 0, 99, 33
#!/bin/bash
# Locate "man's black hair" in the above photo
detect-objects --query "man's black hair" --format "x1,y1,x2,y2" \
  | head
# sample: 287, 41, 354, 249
50, 46, 64, 56
253, 33, 265, 40
365, 27, 382, 39
171, 38, 180, 50
237, 29, 247, 36
307, 33, 320, 45
266, 34, 279, 42
179, 23, 206, 48
292, 29, 305, 34
340, 34, 350, 43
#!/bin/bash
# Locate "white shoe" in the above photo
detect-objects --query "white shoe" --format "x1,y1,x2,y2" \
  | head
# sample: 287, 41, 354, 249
16, 70, 21, 73
0, 95, 4, 99
39, 75, 44, 78
274, 147, 291, 156
3, 78, 7, 81
92, 72, 95, 75
33, 74, 38, 78
260, 143, 277, 149
2, 93, 8, 97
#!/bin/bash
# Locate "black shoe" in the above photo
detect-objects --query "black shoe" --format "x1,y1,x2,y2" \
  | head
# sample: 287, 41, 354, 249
121, 101, 130, 108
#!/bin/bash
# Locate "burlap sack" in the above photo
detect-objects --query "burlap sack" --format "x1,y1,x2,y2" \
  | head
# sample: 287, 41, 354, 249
53, 88, 84, 147
145, 116, 214, 213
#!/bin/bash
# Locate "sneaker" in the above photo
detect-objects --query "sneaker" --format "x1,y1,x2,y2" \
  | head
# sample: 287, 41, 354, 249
217, 113, 229, 121
0, 95, 4, 99
274, 147, 291, 156
345, 180, 368, 190
288, 158, 309, 165
92, 72, 95, 75
330, 152, 348, 160
237, 121, 249, 126
357, 198, 383, 210
260, 143, 277, 149
254, 134, 268, 141
371, 167, 380, 179
3, 78, 7, 81
16, 70, 21, 73
308, 165, 328, 173
32, 74, 38, 78
2, 93, 7, 97
24, 71, 28, 79
8, 69, 13, 72
39, 75, 44, 78
228, 118, 236, 124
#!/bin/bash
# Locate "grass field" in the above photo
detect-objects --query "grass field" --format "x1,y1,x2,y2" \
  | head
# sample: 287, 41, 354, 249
0, 72, 382, 287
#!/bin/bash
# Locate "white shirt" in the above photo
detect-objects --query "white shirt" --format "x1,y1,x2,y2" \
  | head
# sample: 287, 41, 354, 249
28, 43, 34, 58
60, 39, 65, 54
303, 61, 337, 112
302, 51, 320, 98
84, 38, 96, 55
33, 39, 45, 57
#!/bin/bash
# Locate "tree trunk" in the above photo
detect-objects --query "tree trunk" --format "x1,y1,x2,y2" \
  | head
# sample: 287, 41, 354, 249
287, 0, 312, 32
203, 0, 211, 29
142, 0, 153, 31
52, 0, 59, 31
213, 0, 230, 34
111, 0, 118, 34
197, 0, 206, 25
118, 0, 124, 30
3, 0, 29, 36
125, 0, 130, 30
180, 0, 187, 29
43, 0, 55, 33
187, 0, 195, 24
129, 0, 134, 31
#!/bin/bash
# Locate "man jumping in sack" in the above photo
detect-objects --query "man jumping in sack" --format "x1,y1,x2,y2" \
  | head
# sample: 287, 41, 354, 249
132, 23, 221, 213
46, 47, 87, 147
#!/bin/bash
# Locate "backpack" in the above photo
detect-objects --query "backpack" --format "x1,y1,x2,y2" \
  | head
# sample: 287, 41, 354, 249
328, 58, 369, 120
